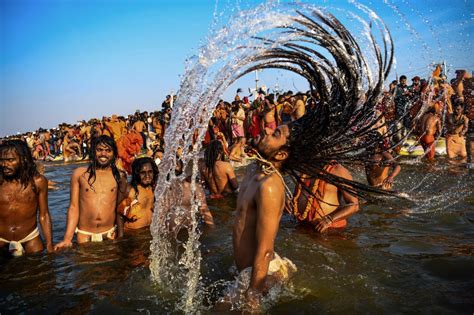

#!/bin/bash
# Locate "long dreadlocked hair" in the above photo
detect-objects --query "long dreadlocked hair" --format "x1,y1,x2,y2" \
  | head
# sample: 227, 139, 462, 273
204, 140, 224, 176
235, 9, 399, 200
131, 157, 159, 195
0, 140, 40, 190
87, 135, 122, 189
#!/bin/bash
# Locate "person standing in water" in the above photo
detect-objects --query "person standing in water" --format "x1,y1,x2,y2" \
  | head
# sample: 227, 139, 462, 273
117, 157, 159, 234
199, 140, 238, 199
0, 140, 54, 256
364, 132, 401, 190
55, 136, 127, 249
417, 106, 442, 161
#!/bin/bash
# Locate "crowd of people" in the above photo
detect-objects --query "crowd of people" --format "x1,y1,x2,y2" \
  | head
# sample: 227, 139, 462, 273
1, 66, 472, 310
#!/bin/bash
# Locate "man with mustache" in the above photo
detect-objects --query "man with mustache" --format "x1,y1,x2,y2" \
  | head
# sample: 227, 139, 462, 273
55, 136, 127, 249
0, 140, 54, 256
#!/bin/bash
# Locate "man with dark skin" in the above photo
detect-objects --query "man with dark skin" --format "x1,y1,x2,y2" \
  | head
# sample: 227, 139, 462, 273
232, 125, 296, 308
55, 136, 127, 249
445, 103, 469, 160
0, 140, 53, 256
417, 106, 442, 161
364, 133, 401, 190
199, 140, 238, 199
117, 157, 158, 232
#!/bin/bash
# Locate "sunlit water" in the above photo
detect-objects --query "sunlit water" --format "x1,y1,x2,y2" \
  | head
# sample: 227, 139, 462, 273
0, 160, 473, 313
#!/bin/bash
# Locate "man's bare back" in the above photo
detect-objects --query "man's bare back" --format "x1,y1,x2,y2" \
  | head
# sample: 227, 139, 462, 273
419, 112, 441, 136
200, 160, 238, 197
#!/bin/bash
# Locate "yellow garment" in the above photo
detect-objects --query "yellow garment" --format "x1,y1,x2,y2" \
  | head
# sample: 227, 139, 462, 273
0, 227, 40, 257
75, 226, 116, 242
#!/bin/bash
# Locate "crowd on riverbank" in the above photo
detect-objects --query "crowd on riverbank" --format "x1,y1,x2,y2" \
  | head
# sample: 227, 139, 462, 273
1, 66, 473, 171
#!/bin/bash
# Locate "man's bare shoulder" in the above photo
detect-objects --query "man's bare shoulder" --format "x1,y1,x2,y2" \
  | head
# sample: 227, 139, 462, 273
72, 166, 88, 178
331, 164, 353, 181
33, 174, 48, 189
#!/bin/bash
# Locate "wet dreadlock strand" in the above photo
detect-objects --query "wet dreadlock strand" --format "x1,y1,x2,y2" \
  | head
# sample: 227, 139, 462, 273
235, 9, 402, 200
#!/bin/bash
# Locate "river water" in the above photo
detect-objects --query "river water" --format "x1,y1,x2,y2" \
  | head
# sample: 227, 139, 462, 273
0, 159, 473, 313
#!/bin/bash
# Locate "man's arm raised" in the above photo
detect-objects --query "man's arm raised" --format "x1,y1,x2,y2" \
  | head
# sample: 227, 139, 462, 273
54, 168, 82, 250
36, 175, 54, 252
246, 176, 284, 301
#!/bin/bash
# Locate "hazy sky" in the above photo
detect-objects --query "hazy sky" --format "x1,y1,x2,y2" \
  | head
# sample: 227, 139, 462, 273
1, 0, 473, 136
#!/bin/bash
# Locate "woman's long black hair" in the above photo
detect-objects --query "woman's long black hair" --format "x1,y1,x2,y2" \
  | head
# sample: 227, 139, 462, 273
0, 140, 39, 190
87, 135, 122, 189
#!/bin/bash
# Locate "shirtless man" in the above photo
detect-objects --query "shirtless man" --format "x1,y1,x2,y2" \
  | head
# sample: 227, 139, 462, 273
117, 157, 158, 233
228, 137, 247, 162
291, 94, 306, 120
199, 140, 238, 198
0, 140, 53, 256
445, 103, 469, 160
55, 136, 127, 249
232, 125, 296, 309
262, 95, 278, 131
291, 163, 359, 232
417, 106, 442, 161
364, 132, 401, 190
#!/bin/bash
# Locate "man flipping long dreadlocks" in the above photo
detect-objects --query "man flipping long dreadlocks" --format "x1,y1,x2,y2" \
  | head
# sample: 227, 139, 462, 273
55, 136, 127, 249
231, 8, 398, 310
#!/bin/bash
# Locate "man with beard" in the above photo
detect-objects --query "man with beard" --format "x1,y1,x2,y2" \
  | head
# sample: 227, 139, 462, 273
0, 140, 54, 256
232, 125, 297, 308
55, 136, 127, 249
117, 157, 159, 233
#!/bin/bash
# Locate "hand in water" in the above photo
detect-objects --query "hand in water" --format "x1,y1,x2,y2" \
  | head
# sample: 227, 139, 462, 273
315, 216, 333, 233
382, 177, 394, 190
54, 240, 72, 251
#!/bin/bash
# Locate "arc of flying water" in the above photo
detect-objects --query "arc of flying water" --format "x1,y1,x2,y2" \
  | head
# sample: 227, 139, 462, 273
150, 3, 399, 312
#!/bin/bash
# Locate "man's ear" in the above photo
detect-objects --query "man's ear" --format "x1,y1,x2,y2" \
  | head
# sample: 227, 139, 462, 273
274, 148, 289, 162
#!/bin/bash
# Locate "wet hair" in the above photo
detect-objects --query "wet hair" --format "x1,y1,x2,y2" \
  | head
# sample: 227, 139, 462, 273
204, 140, 224, 175
0, 140, 39, 190
86, 135, 121, 189
130, 157, 159, 193
235, 10, 397, 200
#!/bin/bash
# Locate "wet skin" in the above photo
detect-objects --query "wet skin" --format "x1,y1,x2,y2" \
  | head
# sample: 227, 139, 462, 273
118, 163, 156, 231
0, 150, 53, 255
55, 143, 127, 249
233, 125, 289, 304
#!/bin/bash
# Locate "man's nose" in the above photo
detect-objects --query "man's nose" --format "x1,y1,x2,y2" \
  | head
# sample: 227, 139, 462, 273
264, 127, 273, 136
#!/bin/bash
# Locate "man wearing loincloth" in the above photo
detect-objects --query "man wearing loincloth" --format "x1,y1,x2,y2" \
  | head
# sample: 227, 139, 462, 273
232, 125, 297, 310
55, 136, 127, 249
446, 102, 469, 160
116, 157, 158, 233
0, 140, 54, 257
417, 106, 442, 161
199, 140, 238, 199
